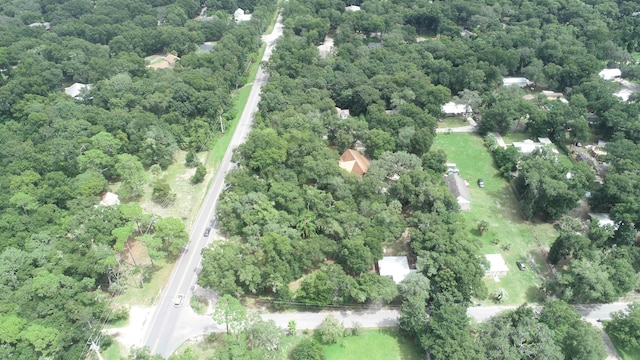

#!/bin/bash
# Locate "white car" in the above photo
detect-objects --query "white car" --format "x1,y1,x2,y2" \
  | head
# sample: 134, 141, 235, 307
174, 294, 184, 307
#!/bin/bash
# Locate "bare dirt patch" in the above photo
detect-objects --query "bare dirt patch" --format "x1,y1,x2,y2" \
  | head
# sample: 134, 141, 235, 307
103, 305, 155, 353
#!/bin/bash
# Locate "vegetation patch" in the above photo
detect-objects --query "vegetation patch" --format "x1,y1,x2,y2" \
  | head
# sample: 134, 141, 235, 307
434, 133, 557, 304
323, 328, 422, 360
437, 115, 469, 129
609, 338, 640, 360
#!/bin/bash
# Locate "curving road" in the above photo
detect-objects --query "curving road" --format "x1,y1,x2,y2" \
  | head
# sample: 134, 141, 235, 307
141, 16, 284, 358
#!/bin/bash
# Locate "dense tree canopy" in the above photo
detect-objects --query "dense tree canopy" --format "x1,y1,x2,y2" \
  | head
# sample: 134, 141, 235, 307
0, 0, 277, 357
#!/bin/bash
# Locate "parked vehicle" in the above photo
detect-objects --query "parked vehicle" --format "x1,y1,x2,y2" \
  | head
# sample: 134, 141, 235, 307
174, 294, 184, 307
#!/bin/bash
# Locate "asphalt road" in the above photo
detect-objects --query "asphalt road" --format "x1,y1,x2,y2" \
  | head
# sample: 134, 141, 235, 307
143, 300, 630, 358
141, 16, 284, 358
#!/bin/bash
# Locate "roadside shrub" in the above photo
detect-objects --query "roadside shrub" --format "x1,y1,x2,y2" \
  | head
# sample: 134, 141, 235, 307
291, 338, 325, 360
316, 315, 344, 344
190, 164, 206, 184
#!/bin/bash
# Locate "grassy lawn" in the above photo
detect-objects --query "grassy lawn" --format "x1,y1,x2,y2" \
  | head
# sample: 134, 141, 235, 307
437, 116, 469, 129
100, 342, 124, 360
172, 329, 422, 360
500, 131, 530, 145
609, 337, 640, 360
323, 329, 422, 360
434, 133, 558, 305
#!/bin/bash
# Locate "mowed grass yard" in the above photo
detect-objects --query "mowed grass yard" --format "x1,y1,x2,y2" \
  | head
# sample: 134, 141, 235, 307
323, 329, 422, 360
172, 328, 423, 360
433, 133, 558, 304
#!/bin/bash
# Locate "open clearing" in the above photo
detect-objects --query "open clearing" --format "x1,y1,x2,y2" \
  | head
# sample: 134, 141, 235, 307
437, 115, 469, 129
433, 133, 558, 304
323, 328, 422, 360
172, 328, 422, 360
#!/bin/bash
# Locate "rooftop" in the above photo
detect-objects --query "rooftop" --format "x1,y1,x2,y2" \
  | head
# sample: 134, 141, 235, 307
503, 77, 533, 87
339, 149, 370, 176
64, 83, 92, 98
378, 256, 413, 284
441, 101, 470, 115
99, 192, 121, 207
599, 68, 621, 80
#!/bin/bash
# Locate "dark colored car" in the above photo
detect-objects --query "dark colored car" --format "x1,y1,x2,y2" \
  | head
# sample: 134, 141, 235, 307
204, 227, 211, 237
477, 178, 485, 188
516, 261, 526, 271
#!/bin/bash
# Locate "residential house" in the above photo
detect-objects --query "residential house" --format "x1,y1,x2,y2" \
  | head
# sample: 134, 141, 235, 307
441, 101, 471, 116
234, 8, 252, 23
512, 138, 559, 155
502, 77, 533, 88
598, 68, 621, 81
377, 256, 414, 284
64, 83, 92, 99
445, 173, 471, 211
339, 149, 370, 176
29, 22, 51, 31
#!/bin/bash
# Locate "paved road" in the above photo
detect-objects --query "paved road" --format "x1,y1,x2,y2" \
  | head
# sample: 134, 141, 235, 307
141, 16, 284, 358
153, 301, 630, 356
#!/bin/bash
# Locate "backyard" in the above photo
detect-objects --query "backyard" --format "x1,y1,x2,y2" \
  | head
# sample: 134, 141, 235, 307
433, 133, 559, 304
323, 329, 422, 360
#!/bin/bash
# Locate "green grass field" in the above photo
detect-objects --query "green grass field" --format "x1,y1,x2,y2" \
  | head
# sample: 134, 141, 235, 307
434, 133, 558, 304
609, 337, 640, 360
323, 329, 422, 360
437, 116, 469, 129
173, 329, 422, 360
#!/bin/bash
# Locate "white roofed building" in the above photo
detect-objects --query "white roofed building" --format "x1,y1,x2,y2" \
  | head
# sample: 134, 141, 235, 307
64, 83, 92, 99
99, 192, 120, 207
599, 68, 621, 80
234, 8, 252, 23
377, 256, 414, 284
503, 77, 533, 87
345, 5, 361, 12
441, 101, 471, 115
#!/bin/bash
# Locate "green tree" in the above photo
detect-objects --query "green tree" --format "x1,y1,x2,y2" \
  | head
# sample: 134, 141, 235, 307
477, 220, 489, 235
290, 338, 325, 360
422, 305, 483, 360
213, 294, 247, 335
152, 177, 176, 207
115, 153, 147, 199
153, 217, 189, 257
605, 302, 640, 350
190, 163, 207, 184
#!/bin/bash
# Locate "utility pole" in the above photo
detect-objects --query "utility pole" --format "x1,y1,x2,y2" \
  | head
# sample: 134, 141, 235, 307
89, 340, 104, 360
